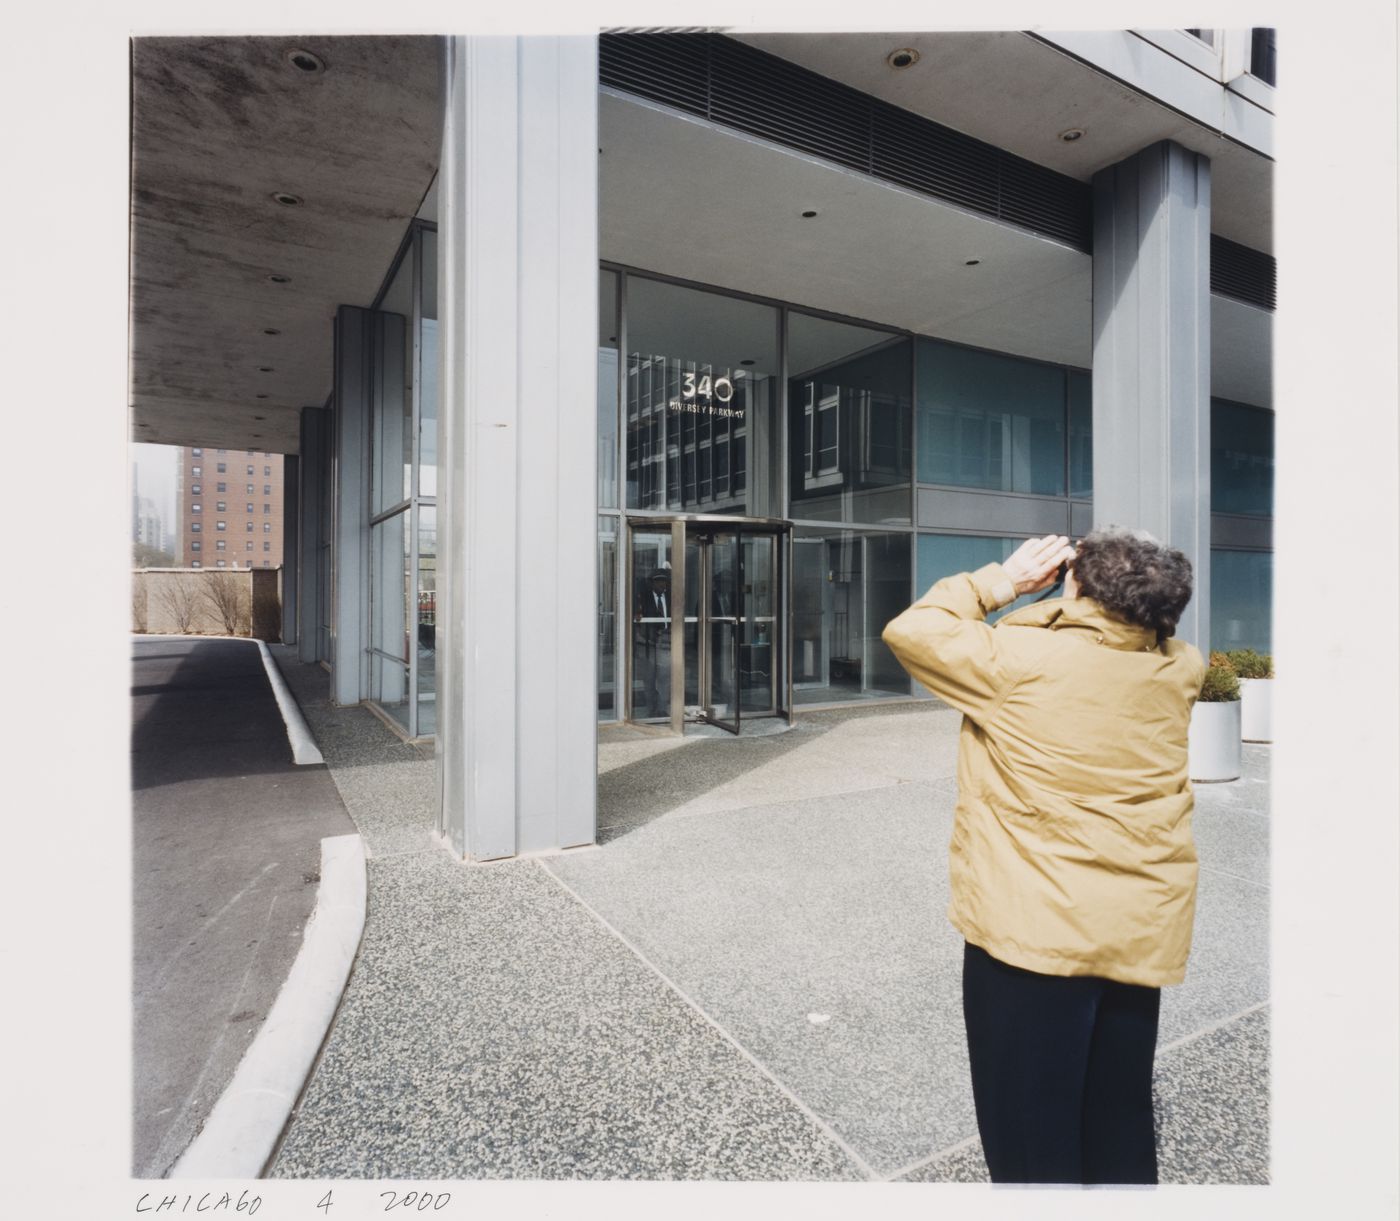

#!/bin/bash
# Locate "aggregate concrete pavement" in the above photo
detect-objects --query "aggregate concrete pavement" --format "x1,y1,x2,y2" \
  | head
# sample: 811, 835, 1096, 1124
132, 637, 357, 1178
264, 648, 1270, 1182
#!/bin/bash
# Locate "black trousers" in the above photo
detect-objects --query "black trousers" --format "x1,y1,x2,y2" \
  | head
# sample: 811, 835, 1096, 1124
962, 941, 1161, 1185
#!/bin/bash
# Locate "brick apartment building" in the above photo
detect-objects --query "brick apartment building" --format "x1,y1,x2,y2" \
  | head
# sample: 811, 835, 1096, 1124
176, 446, 285, 569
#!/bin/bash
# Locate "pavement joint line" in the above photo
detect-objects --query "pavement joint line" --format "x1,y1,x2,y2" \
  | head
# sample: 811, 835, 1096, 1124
1155, 999, 1270, 1057
883, 1131, 982, 1182
1195, 861, 1271, 891
257, 639, 324, 765
533, 857, 882, 1181
169, 834, 368, 1180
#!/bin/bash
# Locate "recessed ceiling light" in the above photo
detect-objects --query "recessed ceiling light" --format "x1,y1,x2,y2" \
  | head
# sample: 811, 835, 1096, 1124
268, 274, 291, 284
258, 366, 274, 373
285, 49, 325, 74
263, 328, 281, 336
1059, 128, 1085, 143
254, 415, 266, 421
965, 258, 981, 266
886, 48, 920, 69
740, 359, 755, 366
801, 210, 818, 218
272, 192, 303, 208
256, 394, 269, 400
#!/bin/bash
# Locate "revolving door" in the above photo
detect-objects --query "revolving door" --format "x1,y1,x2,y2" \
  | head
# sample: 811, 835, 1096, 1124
626, 515, 792, 734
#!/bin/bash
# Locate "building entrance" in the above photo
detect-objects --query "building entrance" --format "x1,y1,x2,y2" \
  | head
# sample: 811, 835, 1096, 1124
627, 515, 792, 734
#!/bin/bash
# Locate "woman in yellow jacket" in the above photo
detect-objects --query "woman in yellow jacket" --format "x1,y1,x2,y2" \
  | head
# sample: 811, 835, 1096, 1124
882, 527, 1204, 1186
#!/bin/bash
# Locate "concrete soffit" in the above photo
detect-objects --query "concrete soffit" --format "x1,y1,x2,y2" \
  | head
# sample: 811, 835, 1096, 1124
129, 35, 444, 455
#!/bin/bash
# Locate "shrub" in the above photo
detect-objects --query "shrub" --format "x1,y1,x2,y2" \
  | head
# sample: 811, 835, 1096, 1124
1199, 662, 1241, 703
1225, 648, 1273, 679
1208, 650, 1236, 673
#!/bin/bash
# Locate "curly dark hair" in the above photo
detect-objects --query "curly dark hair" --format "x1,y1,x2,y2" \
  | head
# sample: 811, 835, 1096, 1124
1071, 527, 1194, 642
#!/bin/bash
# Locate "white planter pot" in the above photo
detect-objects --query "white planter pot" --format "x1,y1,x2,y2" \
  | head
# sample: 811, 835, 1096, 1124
1239, 677, 1273, 743
1189, 700, 1242, 782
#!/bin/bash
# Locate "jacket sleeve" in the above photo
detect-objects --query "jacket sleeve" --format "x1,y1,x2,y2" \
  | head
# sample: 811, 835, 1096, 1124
881, 563, 1023, 721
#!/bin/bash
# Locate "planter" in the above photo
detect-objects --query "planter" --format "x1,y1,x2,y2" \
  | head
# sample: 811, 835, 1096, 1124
1239, 677, 1273, 743
1189, 699, 1241, 782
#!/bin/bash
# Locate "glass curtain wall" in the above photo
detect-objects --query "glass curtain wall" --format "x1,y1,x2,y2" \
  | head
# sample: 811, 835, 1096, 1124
367, 223, 438, 739
597, 269, 1099, 720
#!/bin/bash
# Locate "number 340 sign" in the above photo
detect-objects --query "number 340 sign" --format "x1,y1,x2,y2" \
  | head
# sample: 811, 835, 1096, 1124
669, 369, 745, 420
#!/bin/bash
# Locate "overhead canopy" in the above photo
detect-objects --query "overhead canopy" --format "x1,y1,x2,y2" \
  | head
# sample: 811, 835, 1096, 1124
129, 36, 443, 454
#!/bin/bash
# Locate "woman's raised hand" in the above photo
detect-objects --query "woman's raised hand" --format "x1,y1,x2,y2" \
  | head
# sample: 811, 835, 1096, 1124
1001, 535, 1076, 596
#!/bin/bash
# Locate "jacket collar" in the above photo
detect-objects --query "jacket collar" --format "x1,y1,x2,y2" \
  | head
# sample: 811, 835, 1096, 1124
997, 595, 1160, 652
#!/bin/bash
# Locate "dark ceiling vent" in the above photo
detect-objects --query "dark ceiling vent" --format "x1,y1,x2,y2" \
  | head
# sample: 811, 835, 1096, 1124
1211, 235, 1276, 311
600, 32, 1093, 251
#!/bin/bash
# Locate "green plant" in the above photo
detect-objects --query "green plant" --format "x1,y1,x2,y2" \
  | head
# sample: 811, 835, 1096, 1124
1198, 662, 1241, 703
1208, 650, 1236, 673
1225, 648, 1273, 679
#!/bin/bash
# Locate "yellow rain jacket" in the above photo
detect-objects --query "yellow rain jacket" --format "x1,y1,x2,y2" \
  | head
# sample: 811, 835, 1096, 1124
882, 562, 1206, 987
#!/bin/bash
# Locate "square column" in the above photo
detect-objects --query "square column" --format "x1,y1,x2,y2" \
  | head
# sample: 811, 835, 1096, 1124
437, 36, 599, 860
281, 454, 298, 646
1092, 140, 1211, 649
297, 406, 330, 664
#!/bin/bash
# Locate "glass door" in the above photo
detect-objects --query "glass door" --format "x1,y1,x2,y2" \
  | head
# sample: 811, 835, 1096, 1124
706, 531, 741, 733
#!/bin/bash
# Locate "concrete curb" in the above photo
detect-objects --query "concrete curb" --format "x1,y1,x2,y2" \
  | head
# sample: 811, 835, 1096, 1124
257, 639, 324, 765
169, 834, 367, 1179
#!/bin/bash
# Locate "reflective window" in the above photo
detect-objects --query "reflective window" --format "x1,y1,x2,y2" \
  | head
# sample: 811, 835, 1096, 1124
1212, 549, 1271, 652
1068, 369, 1092, 498
792, 528, 911, 703
916, 340, 1067, 496
598, 271, 619, 510
625, 276, 780, 517
1211, 399, 1273, 517
788, 314, 911, 525
916, 533, 1048, 623
597, 516, 618, 721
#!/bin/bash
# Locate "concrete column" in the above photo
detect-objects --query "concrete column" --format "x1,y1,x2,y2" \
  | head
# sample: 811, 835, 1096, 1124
1091, 140, 1211, 650
437, 35, 598, 860
332, 307, 372, 706
281, 454, 299, 646
297, 406, 329, 664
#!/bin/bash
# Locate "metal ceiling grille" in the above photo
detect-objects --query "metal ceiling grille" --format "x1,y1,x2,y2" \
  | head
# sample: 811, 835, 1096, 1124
1211, 236, 1276, 311
600, 32, 1092, 251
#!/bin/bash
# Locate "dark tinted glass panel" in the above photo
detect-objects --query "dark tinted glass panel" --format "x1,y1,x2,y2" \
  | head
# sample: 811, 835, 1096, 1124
792, 527, 911, 703
599, 272, 619, 510
788, 314, 911, 525
916, 533, 1048, 623
916, 340, 1066, 496
1211, 548, 1272, 652
1211, 400, 1274, 517
1068, 369, 1092, 498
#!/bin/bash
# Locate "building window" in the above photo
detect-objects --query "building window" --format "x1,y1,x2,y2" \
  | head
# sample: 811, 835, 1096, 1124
263, 504, 270, 513
247, 465, 255, 475
247, 448, 255, 455
216, 560, 226, 568
262, 561, 271, 568
246, 541, 253, 551
191, 560, 202, 568
263, 465, 271, 476
217, 463, 227, 473
191, 503, 201, 513
192, 447, 203, 456
916, 339, 1068, 496
190, 541, 201, 552
263, 541, 271, 552
246, 503, 254, 513
1249, 27, 1276, 86
216, 501, 226, 512
191, 522, 201, 532
1211, 400, 1274, 516
192, 466, 201, 476
247, 522, 254, 532
217, 521, 226, 531
191, 484, 201, 495
263, 484, 272, 495
217, 482, 226, 493
263, 522, 272, 533
216, 539, 226, 551
246, 483, 254, 494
